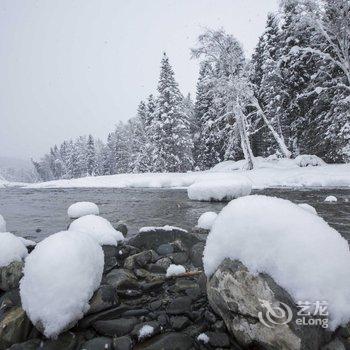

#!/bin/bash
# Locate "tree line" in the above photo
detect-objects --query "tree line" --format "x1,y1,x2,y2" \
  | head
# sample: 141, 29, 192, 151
33, 0, 350, 181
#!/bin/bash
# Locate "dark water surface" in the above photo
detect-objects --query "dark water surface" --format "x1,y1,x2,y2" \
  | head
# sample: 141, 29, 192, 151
0, 187, 349, 242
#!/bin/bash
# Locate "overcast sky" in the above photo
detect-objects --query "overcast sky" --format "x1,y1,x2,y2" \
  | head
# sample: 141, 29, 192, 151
0, 0, 278, 160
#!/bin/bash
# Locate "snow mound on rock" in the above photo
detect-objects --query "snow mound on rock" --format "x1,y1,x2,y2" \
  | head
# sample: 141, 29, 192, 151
188, 176, 252, 201
197, 211, 218, 230
298, 203, 317, 215
203, 195, 350, 329
325, 195, 337, 202
166, 264, 186, 277
295, 154, 325, 167
139, 225, 187, 233
138, 325, 154, 340
67, 202, 99, 219
69, 215, 124, 246
0, 232, 28, 267
20, 230, 104, 338
0, 214, 6, 232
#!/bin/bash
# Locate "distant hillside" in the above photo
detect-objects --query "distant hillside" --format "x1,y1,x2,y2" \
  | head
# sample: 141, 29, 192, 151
0, 156, 37, 183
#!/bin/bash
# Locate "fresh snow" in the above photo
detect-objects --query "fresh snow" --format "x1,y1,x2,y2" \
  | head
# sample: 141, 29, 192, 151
298, 203, 317, 215
294, 154, 326, 167
0, 214, 6, 232
67, 202, 99, 219
18, 237, 37, 247
197, 211, 218, 229
197, 333, 210, 343
69, 215, 124, 246
166, 264, 186, 277
24, 157, 350, 190
325, 195, 337, 202
20, 230, 104, 338
139, 225, 187, 233
203, 195, 350, 329
0, 232, 28, 267
138, 325, 154, 340
188, 176, 252, 201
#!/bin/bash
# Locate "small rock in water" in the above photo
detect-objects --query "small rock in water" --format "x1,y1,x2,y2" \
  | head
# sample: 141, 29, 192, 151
116, 222, 128, 237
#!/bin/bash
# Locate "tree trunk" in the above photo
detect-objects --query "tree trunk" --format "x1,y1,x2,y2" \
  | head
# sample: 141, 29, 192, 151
235, 106, 255, 170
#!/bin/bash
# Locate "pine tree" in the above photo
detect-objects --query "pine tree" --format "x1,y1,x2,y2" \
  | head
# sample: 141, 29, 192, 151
86, 134, 96, 176
150, 53, 194, 172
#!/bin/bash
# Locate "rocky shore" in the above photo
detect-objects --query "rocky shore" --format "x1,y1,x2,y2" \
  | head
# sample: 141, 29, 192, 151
0, 225, 349, 350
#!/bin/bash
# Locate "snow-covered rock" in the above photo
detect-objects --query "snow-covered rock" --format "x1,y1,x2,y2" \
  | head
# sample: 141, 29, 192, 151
203, 195, 350, 329
0, 214, 6, 232
138, 325, 154, 340
140, 225, 187, 233
69, 215, 124, 246
0, 232, 28, 267
18, 237, 36, 247
325, 195, 337, 202
187, 177, 252, 201
298, 203, 317, 215
197, 333, 210, 343
166, 264, 186, 277
67, 202, 99, 219
197, 211, 218, 230
294, 154, 326, 167
20, 230, 104, 338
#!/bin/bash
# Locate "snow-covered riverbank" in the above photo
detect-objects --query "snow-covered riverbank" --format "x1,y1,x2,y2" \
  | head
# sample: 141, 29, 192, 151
23, 157, 350, 190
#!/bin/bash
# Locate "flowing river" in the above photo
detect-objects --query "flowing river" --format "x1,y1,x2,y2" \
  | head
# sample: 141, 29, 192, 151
0, 187, 349, 242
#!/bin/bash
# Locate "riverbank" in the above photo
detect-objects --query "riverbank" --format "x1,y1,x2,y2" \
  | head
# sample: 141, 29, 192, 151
22, 157, 350, 190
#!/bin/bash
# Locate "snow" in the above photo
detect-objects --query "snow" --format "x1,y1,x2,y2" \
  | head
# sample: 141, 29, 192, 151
20, 230, 104, 338
0, 232, 28, 267
138, 325, 154, 340
166, 264, 186, 277
0, 214, 6, 232
18, 237, 37, 247
24, 157, 350, 190
294, 154, 326, 167
197, 333, 210, 344
188, 176, 252, 201
69, 215, 124, 246
325, 195, 337, 202
197, 211, 218, 230
203, 195, 350, 329
298, 203, 317, 215
140, 225, 187, 233
67, 202, 99, 219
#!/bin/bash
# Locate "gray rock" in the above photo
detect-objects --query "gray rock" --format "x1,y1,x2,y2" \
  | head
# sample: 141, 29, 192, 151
0, 261, 24, 291
0, 289, 21, 316
190, 242, 205, 268
39, 332, 82, 350
124, 250, 159, 270
87, 284, 119, 315
167, 252, 188, 265
157, 243, 174, 255
170, 316, 190, 330
206, 331, 230, 348
154, 257, 172, 270
166, 296, 192, 315
113, 336, 133, 350
7, 339, 41, 350
102, 245, 119, 272
116, 222, 128, 237
207, 258, 331, 350
133, 332, 193, 350
128, 228, 200, 252
93, 317, 138, 337
80, 337, 113, 350
104, 269, 138, 290
0, 306, 32, 350
321, 338, 346, 350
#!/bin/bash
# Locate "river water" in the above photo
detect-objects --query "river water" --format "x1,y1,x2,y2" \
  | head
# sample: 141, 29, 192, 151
0, 187, 349, 243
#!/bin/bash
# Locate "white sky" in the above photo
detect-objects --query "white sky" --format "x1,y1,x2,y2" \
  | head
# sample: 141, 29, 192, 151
0, 0, 278, 159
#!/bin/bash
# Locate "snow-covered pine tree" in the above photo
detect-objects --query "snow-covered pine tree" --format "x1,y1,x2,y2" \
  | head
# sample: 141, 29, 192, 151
150, 53, 194, 172
114, 122, 131, 173
193, 62, 223, 169
86, 134, 96, 176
